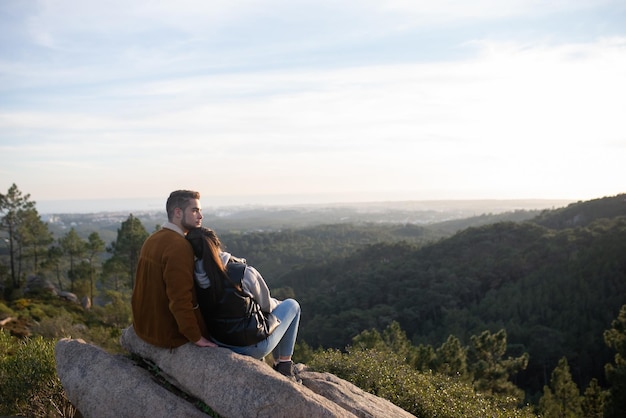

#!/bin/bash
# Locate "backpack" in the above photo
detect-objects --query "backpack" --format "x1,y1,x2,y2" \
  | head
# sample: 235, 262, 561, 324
201, 261, 280, 346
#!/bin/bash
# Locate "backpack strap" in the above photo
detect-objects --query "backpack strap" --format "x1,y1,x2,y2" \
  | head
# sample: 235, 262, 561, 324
226, 260, 247, 286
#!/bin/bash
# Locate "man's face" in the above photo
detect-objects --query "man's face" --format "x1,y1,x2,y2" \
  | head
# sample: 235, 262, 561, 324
180, 198, 203, 232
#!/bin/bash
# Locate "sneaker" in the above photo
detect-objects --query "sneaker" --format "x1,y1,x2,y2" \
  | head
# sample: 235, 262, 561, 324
274, 360, 303, 383
274, 360, 294, 377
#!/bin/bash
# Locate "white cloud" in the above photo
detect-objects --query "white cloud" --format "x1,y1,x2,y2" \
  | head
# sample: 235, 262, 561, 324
3, 36, 624, 149
1, 1, 624, 203
378, 0, 615, 19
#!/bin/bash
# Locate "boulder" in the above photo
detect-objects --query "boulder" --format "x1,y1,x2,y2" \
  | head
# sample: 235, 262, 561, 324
58, 290, 78, 303
24, 275, 57, 295
300, 370, 415, 418
55, 326, 416, 417
119, 326, 353, 417
55, 338, 208, 418
81, 296, 92, 310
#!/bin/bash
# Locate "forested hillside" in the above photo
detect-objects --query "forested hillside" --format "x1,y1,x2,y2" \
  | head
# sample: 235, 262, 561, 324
212, 209, 544, 279
219, 223, 440, 278
267, 194, 626, 397
2, 184, 625, 416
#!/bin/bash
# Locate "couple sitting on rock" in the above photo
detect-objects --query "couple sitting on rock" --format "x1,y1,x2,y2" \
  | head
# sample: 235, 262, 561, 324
131, 190, 301, 380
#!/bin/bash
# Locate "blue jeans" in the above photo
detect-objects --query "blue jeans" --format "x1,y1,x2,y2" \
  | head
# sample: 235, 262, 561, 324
212, 298, 301, 360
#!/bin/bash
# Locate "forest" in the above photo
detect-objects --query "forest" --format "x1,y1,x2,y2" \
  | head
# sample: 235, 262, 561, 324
218, 195, 626, 398
1, 183, 625, 417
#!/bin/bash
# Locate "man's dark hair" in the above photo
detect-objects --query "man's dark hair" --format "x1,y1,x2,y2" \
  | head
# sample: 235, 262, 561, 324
166, 190, 200, 221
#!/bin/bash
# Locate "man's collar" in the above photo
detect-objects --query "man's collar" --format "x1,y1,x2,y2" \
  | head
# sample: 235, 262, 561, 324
162, 221, 185, 237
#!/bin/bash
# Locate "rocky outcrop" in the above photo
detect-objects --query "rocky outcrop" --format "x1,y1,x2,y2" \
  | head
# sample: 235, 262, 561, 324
55, 326, 415, 418
55, 338, 208, 418
301, 371, 415, 418
119, 326, 351, 417
24, 274, 80, 304
24, 275, 57, 295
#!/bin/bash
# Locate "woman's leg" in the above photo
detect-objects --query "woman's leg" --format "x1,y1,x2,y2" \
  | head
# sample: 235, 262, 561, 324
212, 298, 300, 360
271, 299, 300, 361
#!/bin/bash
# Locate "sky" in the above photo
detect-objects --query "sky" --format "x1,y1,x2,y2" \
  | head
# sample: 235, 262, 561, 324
1, 0, 625, 212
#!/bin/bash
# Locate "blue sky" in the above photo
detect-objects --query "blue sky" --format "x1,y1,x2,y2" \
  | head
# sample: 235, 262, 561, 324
1, 0, 625, 210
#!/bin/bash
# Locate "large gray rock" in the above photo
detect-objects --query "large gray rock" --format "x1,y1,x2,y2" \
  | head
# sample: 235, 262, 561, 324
55, 338, 208, 418
119, 326, 353, 418
55, 326, 415, 417
24, 275, 56, 295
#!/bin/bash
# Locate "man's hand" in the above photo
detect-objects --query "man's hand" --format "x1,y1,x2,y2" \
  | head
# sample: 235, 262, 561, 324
194, 336, 218, 347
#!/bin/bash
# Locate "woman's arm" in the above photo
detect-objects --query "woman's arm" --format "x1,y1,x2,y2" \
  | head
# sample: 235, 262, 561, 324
241, 265, 279, 312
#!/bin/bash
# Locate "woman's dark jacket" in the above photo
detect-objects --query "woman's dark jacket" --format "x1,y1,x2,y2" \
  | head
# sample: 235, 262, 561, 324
196, 261, 278, 346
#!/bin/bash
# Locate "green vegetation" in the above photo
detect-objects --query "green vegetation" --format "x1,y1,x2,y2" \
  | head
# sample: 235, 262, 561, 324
1, 183, 626, 417
0, 330, 76, 417
603, 304, 626, 417
309, 346, 536, 418
272, 208, 626, 400
307, 321, 534, 416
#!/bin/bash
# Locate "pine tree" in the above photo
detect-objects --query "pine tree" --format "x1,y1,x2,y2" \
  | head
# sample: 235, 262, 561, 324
413, 343, 437, 372
581, 378, 605, 418
467, 329, 528, 401
538, 356, 583, 418
108, 214, 148, 288
0, 184, 36, 292
352, 327, 385, 350
17, 207, 54, 274
435, 334, 469, 380
382, 321, 416, 363
604, 304, 626, 417
539, 387, 560, 418
352, 321, 419, 367
85, 232, 105, 306
42, 245, 64, 291
101, 256, 127, 291
58, 228, 86, 293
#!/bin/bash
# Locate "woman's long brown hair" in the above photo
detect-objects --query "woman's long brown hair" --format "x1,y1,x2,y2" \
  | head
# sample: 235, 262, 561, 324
186, 227, 242, 295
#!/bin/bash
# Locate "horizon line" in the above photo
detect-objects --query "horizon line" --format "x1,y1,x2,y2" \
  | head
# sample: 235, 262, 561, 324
33, 194, 586, 215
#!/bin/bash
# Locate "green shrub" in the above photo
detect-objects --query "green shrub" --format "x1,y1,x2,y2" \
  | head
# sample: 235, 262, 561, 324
30, 313, 83, 340
91, 290, 132, 329
29, 305, 47, 321
0, 331, 76, 417
0, 302, 13, 318
85, 325, 124, 354
12, 298, 30, 310
0, 329, 18, 358
308, 347, 537, 418
41, 301, 72, 318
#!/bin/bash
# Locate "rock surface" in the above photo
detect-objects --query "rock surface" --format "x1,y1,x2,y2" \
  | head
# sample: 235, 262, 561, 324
301, 371, 416, 418
55, 338, 208, 418
55, 325, 415, 417
119, 326, 353, 417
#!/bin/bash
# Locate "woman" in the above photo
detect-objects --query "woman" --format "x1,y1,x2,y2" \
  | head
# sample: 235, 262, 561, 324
186, 227, 301, 379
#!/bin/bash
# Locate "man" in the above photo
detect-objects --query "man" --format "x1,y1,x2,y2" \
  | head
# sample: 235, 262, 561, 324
131, 190, 216, 348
